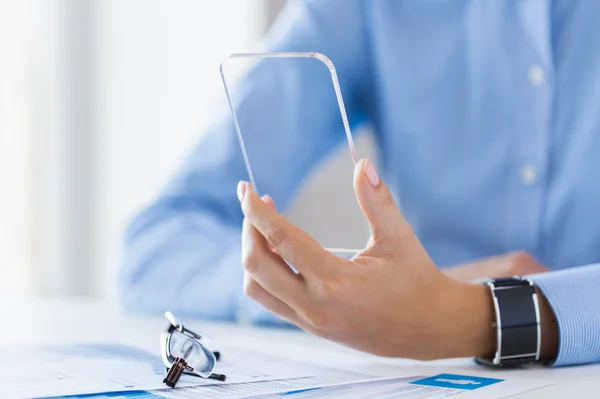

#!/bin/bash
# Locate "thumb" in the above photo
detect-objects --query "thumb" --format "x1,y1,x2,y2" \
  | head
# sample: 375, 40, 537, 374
353, 159, 412, 251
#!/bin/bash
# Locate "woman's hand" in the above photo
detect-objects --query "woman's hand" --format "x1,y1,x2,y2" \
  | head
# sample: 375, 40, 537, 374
237, 159, 496, 360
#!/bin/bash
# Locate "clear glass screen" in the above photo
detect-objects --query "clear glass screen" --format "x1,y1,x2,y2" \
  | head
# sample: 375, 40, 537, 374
220, 52, 370, 254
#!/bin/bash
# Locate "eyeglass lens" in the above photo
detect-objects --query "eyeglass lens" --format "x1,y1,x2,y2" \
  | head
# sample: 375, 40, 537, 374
169, 329, 216, 376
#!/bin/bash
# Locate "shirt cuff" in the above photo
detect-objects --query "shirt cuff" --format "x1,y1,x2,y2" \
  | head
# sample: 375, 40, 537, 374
529, 264, 600, 366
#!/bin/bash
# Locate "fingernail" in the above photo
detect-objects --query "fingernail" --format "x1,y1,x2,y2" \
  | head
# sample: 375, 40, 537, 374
237, 181, 247, 202
262, 194, 275, 209
361, 159, 380, 187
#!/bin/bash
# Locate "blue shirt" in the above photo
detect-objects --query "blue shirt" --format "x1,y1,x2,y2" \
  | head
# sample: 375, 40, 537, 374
119, 0, 600, 366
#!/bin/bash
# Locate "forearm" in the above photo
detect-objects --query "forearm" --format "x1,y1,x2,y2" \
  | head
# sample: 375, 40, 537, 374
119, 204, 243, 320
120, 200, 288, 325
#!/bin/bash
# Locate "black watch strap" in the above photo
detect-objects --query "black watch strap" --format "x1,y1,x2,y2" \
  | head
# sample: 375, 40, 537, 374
475, 277, 541, 367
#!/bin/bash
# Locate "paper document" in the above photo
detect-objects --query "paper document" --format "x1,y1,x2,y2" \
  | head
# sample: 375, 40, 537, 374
44, 372, 550, 399
252, 373, 551, 399
0, 344, 551, 399
154, 368, 385, 399
0, 343, 366, 399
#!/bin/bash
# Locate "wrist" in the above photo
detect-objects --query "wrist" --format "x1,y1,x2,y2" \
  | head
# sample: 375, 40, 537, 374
437, 280, 559, 363
435, 279, 496, 359
536, 287, 559, 362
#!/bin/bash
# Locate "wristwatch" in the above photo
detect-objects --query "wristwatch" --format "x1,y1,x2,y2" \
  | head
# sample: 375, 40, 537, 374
475, 276, 541, 367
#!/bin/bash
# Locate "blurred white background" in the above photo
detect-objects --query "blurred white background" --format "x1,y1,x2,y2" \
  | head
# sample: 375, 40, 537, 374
0, 0, 373, 300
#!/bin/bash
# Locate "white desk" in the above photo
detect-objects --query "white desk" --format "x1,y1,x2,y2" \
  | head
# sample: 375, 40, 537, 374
1, 297, 598, 398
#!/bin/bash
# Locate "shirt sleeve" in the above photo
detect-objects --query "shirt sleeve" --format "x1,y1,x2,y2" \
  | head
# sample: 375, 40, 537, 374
118, 0, 371, 323
529, 264, 600, 366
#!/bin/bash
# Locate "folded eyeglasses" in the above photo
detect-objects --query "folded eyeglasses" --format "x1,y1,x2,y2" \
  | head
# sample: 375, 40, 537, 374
160, 311, 226, 388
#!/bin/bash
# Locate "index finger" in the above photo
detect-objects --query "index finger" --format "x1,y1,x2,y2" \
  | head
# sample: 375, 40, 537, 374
238, 181, 335, 278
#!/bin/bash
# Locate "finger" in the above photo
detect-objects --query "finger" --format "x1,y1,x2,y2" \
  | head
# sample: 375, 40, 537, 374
505, 251, 549, 275
241, 215, 305, 307
261, 195, 278, 253
353, 159, 412, 252
239, 181, 335, 277
243, 272, 318, 333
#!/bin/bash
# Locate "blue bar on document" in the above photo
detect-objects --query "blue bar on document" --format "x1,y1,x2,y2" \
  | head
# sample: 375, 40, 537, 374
35, 390, 165, 399
411, 374, 504, 390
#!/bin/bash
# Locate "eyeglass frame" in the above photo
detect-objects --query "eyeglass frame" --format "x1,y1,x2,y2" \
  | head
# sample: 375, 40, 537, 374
160, 311, 224, 381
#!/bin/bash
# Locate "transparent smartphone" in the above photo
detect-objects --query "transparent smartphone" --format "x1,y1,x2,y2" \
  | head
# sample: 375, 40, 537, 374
220, 52, 367, 259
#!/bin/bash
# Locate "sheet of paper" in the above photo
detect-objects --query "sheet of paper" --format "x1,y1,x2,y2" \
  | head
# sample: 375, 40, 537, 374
250, 373, 552, 399
76, 372, 549, 399
1, 343, 550, 399
0, 343, 360, 399
153, 369, 390, 399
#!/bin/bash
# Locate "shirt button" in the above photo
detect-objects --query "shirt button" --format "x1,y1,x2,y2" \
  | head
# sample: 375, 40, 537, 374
520, 164, 538, 185
528, 64, 545, 87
